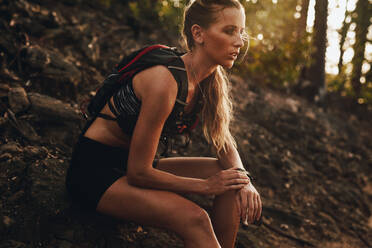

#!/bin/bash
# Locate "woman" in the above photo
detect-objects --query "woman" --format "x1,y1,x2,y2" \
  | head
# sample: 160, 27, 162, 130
66, 0, 262, 247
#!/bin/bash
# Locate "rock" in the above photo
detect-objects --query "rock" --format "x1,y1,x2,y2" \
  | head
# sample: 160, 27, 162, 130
11, 15, 46, 37
0, 240, 27, 248
23, 145, 47, 159
54, 229, 74, 242
8, 87, 30, 113
0, 116, 7, 127
285, 98, 300, 113
3, 216, 14, 227
28, 93, 82, 122
61, 0, 83, 6
0, 84, 10, 98
7, 115, 40, 142
0, 142, 22, 154
81, 66, 104, 86
0, 216, 15, 239
5, 155, 26, 169
28, 157, 70, 216
0, 32, 17, 57
21, 45, 82, 98
9, 0, 61, 36
57, 240, 73, 248
8, 190, 25, 204
280, 223, 289, 230
0, 68, 22, 84
38, 124, 80, 146
0, 153, 12, 162
81, 36, 100, 63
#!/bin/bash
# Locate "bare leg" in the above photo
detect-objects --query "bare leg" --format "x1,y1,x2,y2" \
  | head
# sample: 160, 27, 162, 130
210, 190, 240, 248
157, 157, 241, 248
96, 176, 221, 248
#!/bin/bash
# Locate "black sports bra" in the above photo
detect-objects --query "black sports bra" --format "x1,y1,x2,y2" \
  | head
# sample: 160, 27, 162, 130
104, 76, 202, 137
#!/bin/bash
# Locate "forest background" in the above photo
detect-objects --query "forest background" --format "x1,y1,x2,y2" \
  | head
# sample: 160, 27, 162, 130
119, 0, 372, 112
0, 0, 371, 247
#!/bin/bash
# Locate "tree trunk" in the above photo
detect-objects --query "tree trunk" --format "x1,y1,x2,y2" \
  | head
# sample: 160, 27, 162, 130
305, 0, 328, 103
297, 0, 310, 38
337, 1, 350, 77
294, 0, 311, 88
350, 0, 370, 97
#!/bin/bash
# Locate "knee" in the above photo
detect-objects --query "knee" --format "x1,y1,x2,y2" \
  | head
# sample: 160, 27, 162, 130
186, 206, 212, 230
176, 206, 220, 246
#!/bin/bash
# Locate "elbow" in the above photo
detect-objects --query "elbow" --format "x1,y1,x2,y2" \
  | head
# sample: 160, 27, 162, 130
126, 173, 142, 187
126, 170, 151, 187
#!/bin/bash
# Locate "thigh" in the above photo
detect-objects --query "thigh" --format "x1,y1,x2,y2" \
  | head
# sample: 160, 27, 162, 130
96, 176, 207, 231
156, 157, 222, 179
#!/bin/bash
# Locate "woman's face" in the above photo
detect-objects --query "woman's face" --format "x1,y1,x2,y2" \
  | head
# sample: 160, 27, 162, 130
201, 7, 246, 69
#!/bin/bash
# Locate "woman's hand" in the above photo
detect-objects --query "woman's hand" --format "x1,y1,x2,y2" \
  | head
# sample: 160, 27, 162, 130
204, 168, 250, 195
236, 183, 262, 225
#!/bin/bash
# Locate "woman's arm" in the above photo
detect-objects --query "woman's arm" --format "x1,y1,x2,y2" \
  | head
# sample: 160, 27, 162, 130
216, 142, 245, 170
217, 141, 262, 225
126, 66, 248, 195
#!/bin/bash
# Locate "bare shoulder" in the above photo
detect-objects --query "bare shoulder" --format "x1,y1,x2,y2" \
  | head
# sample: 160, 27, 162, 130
132, 65, 178, 102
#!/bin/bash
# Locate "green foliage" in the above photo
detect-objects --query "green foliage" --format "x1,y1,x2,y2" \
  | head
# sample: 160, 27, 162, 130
328, 71, 372, 106
98, 0, 111, 8
236, 0, 311, 88
128, 0, 185, 37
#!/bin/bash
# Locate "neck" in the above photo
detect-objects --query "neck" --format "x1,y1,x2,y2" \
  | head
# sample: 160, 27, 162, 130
181, 49, 217, 87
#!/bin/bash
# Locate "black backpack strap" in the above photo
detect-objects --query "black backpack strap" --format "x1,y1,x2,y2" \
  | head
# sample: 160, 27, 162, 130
107, 98, 120, 117
167, 57, 188, 113
95, 96, 119, 121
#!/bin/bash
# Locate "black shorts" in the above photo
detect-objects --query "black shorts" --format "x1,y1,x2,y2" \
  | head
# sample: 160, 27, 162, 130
65, 135, 158, 211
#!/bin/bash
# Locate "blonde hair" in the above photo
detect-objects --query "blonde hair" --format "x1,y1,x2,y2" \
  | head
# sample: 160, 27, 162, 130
182, 0, 244, 155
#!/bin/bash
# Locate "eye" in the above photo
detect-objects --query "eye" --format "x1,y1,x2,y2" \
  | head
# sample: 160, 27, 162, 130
224, 28, 236, 35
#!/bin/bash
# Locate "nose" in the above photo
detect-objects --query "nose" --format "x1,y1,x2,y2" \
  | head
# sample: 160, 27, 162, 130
234, 33, 244, 48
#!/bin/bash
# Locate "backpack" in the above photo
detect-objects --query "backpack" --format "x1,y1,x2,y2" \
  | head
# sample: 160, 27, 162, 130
81, 44, 199, 154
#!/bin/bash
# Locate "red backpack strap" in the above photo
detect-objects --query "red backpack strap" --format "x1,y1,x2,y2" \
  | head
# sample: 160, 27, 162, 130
118, 44, 170, 73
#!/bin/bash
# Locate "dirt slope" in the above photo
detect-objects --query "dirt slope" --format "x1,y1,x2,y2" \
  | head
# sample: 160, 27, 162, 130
0, 0, 371, 247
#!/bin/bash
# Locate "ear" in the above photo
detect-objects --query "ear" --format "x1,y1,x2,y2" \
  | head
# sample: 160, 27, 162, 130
191, 24, 204, 45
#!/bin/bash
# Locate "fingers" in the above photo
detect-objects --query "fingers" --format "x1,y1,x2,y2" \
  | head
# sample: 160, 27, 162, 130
220, 168, 249, 180
240, 188, 262, 225
227, 184, 246, 190
253, 194, 259, 223
240, 191, 248, 225
225, 178, 250, 186
217, 169, 250, 190
257, 194, 262, 221
207, 168, 251, 195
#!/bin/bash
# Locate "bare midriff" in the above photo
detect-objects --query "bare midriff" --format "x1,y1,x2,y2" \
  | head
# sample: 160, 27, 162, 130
84, 101, 131, 149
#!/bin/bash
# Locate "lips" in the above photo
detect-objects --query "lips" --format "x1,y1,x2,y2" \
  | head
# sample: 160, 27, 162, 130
229, 52, 239, 60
